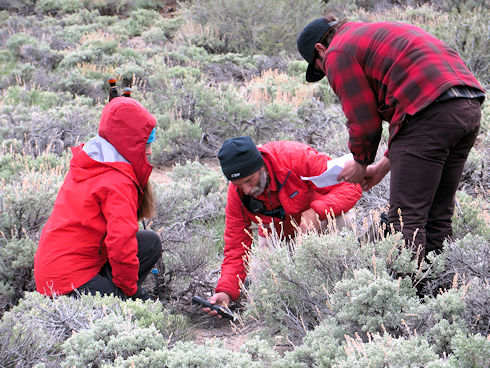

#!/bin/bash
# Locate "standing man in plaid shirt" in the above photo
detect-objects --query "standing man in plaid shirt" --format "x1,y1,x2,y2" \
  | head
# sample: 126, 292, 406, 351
297, 16, 485, 260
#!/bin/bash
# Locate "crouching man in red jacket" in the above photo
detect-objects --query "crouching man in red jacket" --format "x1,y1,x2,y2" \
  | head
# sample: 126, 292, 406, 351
203, 136, 362, 317
34, 98, 162, 301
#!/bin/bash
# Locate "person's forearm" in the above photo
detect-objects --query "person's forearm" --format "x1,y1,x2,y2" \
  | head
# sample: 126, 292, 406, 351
377, 156, 391, 176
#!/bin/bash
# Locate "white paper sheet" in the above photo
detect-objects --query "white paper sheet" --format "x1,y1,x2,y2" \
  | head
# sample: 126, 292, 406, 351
301, 153, 353, 187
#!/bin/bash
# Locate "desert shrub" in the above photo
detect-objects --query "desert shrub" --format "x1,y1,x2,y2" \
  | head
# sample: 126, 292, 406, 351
149, 78, 257, 163
0, 291, 191, 366
294, 101, 349, 158
404, 287, 486, 359
1, 101, 100, 155
334, 333, 445, 368
54, 69, 105, 99
10, 292, 190, 343
0, 313, 62, 367
239, 336, 280, 366
430, 0, 488, 12
34, 0, 82, 15
148, 162, 226, 303
0, 170, 62, 237
452, 191, 489, 239
185, 0, 325, 55
62, 314, 167, 367
449, 331, 490, 368
331, 268, 419, 335
0, 0, 36, 14
0, 236, 37, 310
115, 62, 147, 87
3, 85, 67, 111
246, 231, 363, 340
461, 147, 489, 193
278, 317, 347, 368
59, 38, 119, 68
462, 278, 489, 336
6, 32, 37, 59
110, 8, 161, 37
110, 340, 269, 368
419, 234, 489, 337
245, 227, 448, 342
162, 340, 265, 368
83, 0, 134, 16
0, 149, 66, 182
10, 41, 61, 69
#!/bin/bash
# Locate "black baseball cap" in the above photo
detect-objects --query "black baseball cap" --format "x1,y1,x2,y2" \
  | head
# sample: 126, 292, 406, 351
218, 136, 264, 181
297, 18, 338, 83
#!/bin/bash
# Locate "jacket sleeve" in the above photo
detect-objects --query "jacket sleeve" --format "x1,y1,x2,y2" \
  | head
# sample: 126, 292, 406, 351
289, 143, 363, 219
215, 183, 253, 301
100, 180, 140, 296
325, 50, 382, 165
310, 181, 362, 219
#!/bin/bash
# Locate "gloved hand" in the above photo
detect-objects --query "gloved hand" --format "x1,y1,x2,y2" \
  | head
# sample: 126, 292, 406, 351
131, 286, 152, 301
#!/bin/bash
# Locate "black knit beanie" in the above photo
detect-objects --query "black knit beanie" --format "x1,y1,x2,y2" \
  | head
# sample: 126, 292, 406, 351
218, 136, 264, 181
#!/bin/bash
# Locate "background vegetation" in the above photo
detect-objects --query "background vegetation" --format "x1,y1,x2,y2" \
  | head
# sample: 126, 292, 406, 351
0, 0, 488, 366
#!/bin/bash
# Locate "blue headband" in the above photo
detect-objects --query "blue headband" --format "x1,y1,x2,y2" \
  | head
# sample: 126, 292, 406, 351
147, 128, 155, 143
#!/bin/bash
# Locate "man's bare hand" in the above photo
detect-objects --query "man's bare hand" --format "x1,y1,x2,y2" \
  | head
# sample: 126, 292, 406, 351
337, 160, 366, 184
361, 156, 391, 191
203, 292, 231, 318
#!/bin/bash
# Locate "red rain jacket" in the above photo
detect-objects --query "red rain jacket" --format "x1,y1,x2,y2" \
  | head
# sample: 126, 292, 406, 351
34, 98, 156, 296
215, 141, 362, 300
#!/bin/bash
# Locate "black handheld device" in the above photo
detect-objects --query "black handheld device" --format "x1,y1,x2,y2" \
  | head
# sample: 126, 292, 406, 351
191, 296, 236, 321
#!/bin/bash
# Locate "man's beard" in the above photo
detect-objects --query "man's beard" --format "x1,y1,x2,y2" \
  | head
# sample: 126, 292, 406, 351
249, 170, 268, 198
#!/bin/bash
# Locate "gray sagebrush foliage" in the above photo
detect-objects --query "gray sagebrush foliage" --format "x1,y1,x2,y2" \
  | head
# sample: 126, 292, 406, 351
148, 161, 227, 303
245, 231, 364, 340
331, 268, 419, 335
62, 315, 166, 367
277, 317, 347, 368
185, 0, 325, 55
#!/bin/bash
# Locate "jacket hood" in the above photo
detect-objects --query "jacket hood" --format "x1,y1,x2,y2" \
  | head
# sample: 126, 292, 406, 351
98, 97, 156, 189
70, 145, 137, 185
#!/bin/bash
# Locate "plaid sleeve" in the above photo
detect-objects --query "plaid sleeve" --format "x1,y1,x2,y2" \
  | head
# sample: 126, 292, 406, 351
325, 50, 382, 165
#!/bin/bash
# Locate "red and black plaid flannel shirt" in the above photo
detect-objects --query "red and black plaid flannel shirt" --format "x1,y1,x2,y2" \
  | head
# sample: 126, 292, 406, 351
324, 22, 484, 165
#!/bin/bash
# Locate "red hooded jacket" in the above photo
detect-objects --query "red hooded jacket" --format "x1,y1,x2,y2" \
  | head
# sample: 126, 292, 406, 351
215, 141, 362, 300
34, 98, 156, 296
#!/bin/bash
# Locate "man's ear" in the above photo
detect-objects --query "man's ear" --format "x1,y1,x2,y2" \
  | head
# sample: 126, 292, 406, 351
314, 43, 327, 55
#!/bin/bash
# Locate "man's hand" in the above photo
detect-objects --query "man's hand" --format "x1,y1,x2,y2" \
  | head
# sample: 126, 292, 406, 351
203, 292, 231, 318
337, 160, 366, 184
361, 156, 391, 191
299, 208, 321, 233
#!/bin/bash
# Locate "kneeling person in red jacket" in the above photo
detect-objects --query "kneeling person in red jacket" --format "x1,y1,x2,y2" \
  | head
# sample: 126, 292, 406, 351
34, 98, 162, 300
203, 136, 362, 317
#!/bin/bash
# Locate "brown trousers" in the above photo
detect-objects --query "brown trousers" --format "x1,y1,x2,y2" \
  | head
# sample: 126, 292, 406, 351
388, 98, 481, 259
